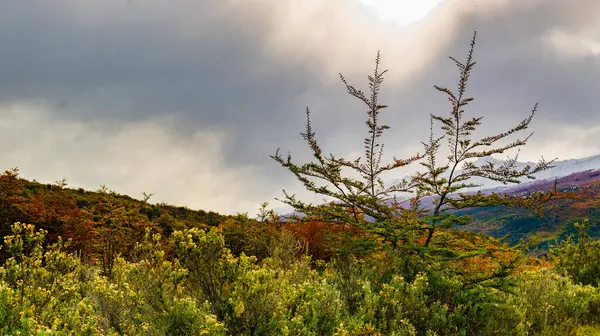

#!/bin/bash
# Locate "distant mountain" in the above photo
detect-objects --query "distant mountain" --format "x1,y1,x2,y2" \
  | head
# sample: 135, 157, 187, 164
387, 154, 600, 195
412, 155, 600, 251
456, 168, 600, 247
280, 154, 600, 250
464, 154, 600, 193
282, 154, 600, 211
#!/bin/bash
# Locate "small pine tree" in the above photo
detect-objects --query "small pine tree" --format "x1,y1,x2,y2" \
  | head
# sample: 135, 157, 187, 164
412, 31, 553, 249
271, 51, 424, 247
272, 31, 563, 281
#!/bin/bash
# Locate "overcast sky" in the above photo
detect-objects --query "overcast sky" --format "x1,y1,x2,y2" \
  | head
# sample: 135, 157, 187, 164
0, 0, 598, 215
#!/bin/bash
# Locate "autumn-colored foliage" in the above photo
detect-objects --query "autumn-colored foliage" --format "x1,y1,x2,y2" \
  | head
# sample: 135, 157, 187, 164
0, 168, 26, 238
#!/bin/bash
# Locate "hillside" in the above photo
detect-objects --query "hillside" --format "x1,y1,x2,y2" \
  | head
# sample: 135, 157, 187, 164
0, 167, 229, 261
1, 168, 596, 335
457, 168, 600, 250
281, 155, 600, 250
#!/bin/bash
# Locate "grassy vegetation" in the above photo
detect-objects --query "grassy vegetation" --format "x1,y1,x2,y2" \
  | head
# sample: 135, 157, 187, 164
0, 219, 599, 335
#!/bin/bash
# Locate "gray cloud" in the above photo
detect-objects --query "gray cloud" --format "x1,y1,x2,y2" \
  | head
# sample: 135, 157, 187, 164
0, 0, 598, 214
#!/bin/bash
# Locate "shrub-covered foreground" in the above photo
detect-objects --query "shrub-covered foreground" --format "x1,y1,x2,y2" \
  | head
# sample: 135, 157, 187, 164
1, 222, 599, 335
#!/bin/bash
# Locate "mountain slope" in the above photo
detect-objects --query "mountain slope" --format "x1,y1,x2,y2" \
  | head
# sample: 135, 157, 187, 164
457, 168, 600, 249
465, 154, 600, 193
280, 154, 600, 250
0, 169, 230, 260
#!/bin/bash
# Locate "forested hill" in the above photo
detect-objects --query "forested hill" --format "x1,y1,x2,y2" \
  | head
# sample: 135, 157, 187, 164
0, 167, 228, 259
3, 160, 600, 263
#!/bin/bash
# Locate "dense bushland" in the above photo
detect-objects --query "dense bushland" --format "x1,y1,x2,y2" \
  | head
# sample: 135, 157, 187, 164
1, 31, 600, 335
0, 221, 599, 335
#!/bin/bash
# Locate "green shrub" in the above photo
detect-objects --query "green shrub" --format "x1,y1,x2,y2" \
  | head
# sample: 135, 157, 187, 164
170, 227, 253, 319
510, 268, 600, 335
283, 278, 344, 335
551, 219, 600, 287
160, 299, 226, 336
0, 222, 100, 335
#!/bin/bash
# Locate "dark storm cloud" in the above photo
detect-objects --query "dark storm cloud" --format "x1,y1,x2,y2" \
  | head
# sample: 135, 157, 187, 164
0, 0, 332, 187
0, 1, 312, 123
